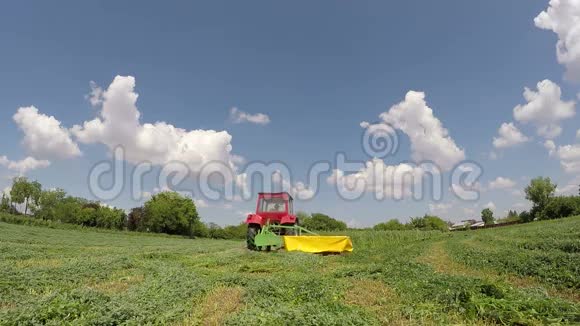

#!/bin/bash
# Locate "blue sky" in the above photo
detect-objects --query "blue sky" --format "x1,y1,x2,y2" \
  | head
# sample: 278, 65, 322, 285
1, 1, 579, 226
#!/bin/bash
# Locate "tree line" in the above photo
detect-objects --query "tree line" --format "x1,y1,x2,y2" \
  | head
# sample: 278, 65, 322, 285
0, 177, 249, 239
370, 176, 580, 231
0, 177, 351, 239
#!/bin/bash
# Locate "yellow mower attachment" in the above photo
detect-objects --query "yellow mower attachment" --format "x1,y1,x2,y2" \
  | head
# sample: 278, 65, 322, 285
283, 235, 353, 253
252, 224, 353, 253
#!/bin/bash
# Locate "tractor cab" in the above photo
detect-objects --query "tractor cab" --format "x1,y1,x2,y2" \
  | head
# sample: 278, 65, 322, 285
256, 192, 293, 219
245, 192, 296, 227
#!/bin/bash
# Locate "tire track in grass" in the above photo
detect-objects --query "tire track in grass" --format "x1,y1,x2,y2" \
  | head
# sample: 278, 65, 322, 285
343, 279, 409, 325
418, 241, 580, 303
179, 286, 245, 326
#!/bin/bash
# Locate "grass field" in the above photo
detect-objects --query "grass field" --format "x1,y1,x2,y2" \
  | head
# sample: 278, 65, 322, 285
1, 217, 579, 325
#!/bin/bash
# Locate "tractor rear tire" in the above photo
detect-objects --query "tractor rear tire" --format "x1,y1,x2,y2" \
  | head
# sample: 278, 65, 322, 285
246, 225, 260, 250
281, 223, 296, 236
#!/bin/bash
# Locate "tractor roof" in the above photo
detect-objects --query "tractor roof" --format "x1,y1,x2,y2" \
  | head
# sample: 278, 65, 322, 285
258, 192, 293, 200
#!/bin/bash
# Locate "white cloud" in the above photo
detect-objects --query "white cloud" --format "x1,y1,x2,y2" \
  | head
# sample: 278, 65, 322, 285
195, 199, 209, 208
359, 121, 370, 128
429, 202, 452, 215
488, 177, 516, 190
544, 140, 557, 156
492, 122, 529, 148
71, 76, 242, 183
535, 0, 580, 80
379, 91, 465, 171
0, 156, 50, 174
327, 158, 425, 199
291, 181, 315, 200
229, 107, 270, 125
556, 183, 578, 195
463, 207, 476, 216
13, 106, 81, 160
513, 80, 576, 139
484, 201, 496, 211
2, 186, 11, 199
86, 81, 104, 107
552, 143, 580, 173
513, 202, 530, 210
451, 181, 483, 200
510, 189, 524, 197
346, 218, 361, 228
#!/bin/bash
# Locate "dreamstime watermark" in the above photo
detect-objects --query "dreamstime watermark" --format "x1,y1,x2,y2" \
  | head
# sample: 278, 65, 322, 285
87, 122, 483, 203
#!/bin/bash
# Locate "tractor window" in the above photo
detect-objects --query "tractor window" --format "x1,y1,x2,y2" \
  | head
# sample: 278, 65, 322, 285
259, 198, 286, 212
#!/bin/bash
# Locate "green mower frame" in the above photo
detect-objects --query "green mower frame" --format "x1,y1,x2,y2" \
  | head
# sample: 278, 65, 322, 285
253, 224, 318, 251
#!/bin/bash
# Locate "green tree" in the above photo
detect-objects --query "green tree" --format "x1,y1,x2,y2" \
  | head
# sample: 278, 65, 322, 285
525, 177, 556, 219
127, 207, 145, 231
296, 211, 310, 225
301, 213, 347, 231
373, 219, 408, 231
481, 208, 494, 225
0, 193, 10, 212
143, 192, 199, 235
10, 177, 42, 215
410, 215, 448, 231
519, 210, 533, 223
542, 196, 580, 220
35, 188, 67, 220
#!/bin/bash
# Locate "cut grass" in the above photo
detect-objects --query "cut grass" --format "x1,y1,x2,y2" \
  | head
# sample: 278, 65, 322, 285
344, 279, 407, 325
0, 217, 579, 325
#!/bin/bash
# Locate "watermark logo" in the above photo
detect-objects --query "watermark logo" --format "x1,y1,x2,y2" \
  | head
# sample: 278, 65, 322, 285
87, 124, 483, 204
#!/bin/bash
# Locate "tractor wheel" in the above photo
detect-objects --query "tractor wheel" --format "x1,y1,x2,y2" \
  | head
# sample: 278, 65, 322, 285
282, 223, 296, 236
246, 225, 260, 250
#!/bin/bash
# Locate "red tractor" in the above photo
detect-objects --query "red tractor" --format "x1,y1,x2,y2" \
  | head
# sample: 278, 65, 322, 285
244, 192, 297, 250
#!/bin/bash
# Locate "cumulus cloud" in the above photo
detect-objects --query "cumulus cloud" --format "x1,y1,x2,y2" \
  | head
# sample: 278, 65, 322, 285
71, 76, 242, 183
269, 171, 316, 200
0, 156, 50, 174
327, 158, 425, 199
484, 201, 496, 211
291, 181, 315, 200
556, 183, 578, 195
13, 106, 81, 160
544, 140, 557, 156
535, 0, 580, 80
229, 107, 270, 125
429, 202, 452, 215
86, 81, 104, 107
552, 143, 580, 173
378, 91, 465, 171
556, 176, 580, 196
513, 80, 576, 139
544, 140, 580, 173
492, 122, 530, 148
195, 199, 209, 208
488, 177, 516, 190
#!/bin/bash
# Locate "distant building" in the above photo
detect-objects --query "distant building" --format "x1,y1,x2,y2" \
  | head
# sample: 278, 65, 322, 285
449, 219, 486, 230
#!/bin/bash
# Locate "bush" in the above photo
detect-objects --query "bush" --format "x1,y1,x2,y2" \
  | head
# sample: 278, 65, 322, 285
127, 207, 144, 231
541, 196, 580, 220
301, 213, 347, 231
373, 219, 409, 231
410, 215, 448, 232
143, 192, 199, 236
519, 210, 534, 223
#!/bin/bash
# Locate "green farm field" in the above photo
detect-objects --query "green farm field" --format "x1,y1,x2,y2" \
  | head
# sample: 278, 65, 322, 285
1, 217, 579, 325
